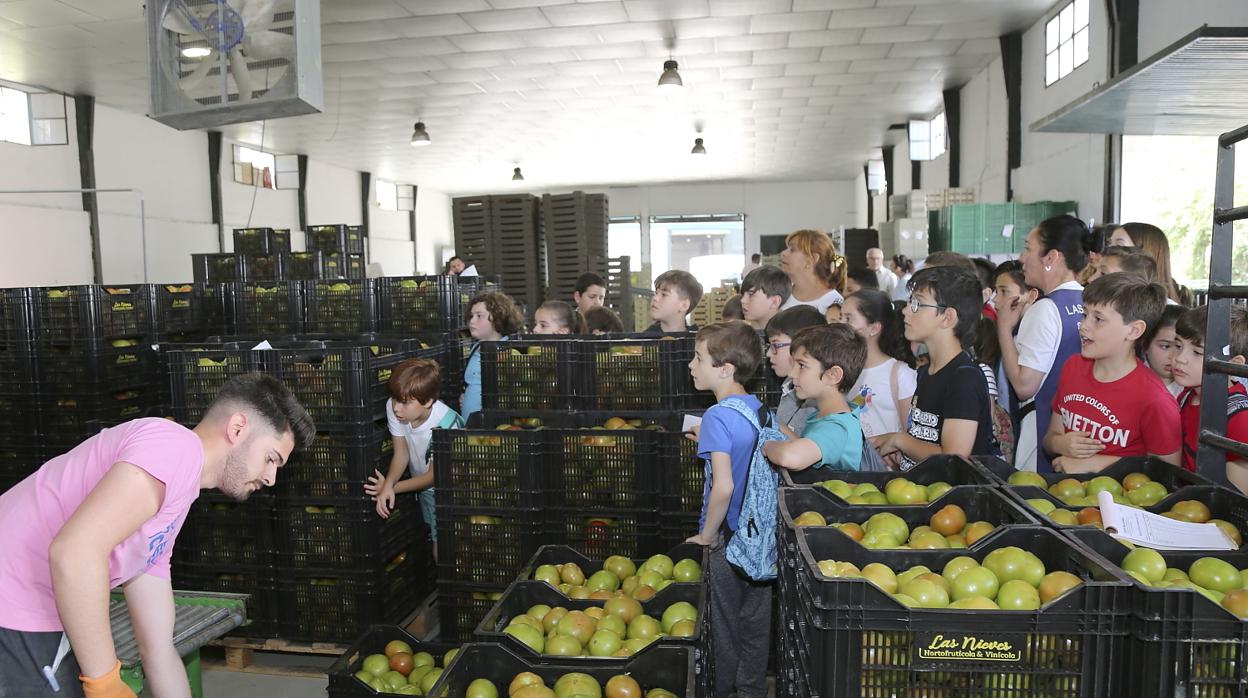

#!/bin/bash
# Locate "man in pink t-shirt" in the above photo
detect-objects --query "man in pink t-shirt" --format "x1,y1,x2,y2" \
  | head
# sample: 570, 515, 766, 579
0, 374, 314, 698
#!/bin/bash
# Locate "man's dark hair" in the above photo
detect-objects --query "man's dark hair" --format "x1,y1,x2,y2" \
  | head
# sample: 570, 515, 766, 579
791, 323, 867, 391
847, 267, 879, 290
764, 305, 827, 340
750, 253, 761, 263
740, 264, 791, 304
575, 272, 607, 295
206, 373, 316, 449
908, 265, 982, 345
971, 257, 996, 292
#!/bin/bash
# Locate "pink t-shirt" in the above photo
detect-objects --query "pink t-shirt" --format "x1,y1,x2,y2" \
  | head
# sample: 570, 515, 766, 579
0, 418, 204, 632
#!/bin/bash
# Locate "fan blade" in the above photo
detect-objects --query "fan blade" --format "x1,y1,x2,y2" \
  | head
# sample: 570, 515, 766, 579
162, 3, 200, 36
229, 46, 254, 101
178, 51, 216, 91
243, 30, 292, 61
240, 0, 278, 35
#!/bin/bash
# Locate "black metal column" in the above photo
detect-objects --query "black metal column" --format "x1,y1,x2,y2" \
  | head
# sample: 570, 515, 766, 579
1000, 32, 1023, 201
360, 171, 371, 262
296, 154, 308, 233
409, 185, 418, 271
207, 131, 224, 251
943, 87, 961, 188
864, 164, 874, 228
73, 95, 103, 283
912, 160, 921, 191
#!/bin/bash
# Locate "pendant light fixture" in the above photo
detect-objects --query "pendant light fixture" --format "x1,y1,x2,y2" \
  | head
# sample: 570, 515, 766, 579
410, 121, 431, 147
657, 59, 682, 89
690, 137, 707, 155
512, 167, 524, 181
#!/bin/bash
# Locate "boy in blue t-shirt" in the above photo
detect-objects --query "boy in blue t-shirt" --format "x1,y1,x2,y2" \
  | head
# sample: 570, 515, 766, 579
684, 320, 770, 698
762, 323, 866, 471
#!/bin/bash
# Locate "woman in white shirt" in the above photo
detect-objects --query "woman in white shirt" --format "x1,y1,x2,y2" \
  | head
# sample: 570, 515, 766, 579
841, 289, 918, 437
779, 229, 847, 314
890, 255, 914, 302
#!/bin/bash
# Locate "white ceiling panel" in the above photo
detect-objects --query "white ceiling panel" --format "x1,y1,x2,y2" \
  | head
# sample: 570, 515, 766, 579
0, 0, 1050, 191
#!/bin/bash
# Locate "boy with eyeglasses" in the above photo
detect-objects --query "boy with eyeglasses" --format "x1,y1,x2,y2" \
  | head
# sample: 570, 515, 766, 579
763, 305, 827, 436
871, 266, 1000, 469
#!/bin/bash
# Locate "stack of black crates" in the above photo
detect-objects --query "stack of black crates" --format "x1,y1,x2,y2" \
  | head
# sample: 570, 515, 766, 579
433, 333, 781, 638
452, 195, 544, 313
306, 224, 367, 280
190, 225, 364, 286
542, 191, 608, 302
166, 336, 450, 644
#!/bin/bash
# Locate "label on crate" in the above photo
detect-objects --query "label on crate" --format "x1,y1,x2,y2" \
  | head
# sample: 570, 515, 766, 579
912, 632, 1025, 665
111, 301, 134, 312
171, 299, 190, 309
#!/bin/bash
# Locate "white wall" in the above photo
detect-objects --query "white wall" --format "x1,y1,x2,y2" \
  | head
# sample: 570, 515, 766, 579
416, 188, 454, 275
599, 180, 860, 257
1015, 0, 1111, 221
921, 153, 950, 195
1138, 0, 1248, 58
890, 140, 912, 200
306, 160, 362, 228
959, 56, 1010, 203
0, 98, 94, 286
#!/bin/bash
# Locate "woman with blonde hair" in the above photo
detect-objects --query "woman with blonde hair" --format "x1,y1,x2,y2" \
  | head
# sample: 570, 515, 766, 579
1107, 222, 1192, 304
778, 228, 847, 314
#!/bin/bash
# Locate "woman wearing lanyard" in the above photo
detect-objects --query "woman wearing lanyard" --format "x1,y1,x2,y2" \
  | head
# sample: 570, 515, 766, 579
996, 215, 1091, 473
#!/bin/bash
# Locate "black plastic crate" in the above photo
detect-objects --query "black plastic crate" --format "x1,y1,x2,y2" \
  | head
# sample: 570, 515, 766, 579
658, 513, 701, 550
436, 506, 547, 585
515, 543, 706, 587
573, 338, 676, 411
428, 642, 696, 698
151, 284, 204, 336
0, 339, 38, 390
544, 420, 660, 510
378, 276, 493, 332
0, 392, 40, 446
1010, 483, 1248, 543
278, 555, 424, 644
38, 388, 156, 451
326, 625, 458, 698
991, 455, 1217, 502
192, 254, 248, 284
659, 335, 781, 410
197, 282, 230, 334
545, 509, 661, 560
0, 444, 43, 489
479, 338, 578, 411
1068, 530, 1248, 698
307, 224, 366, 255
267, 338, 411, 428
171, 563, 280, 639
166, 342, 268, 425
37, 340, 156, 395
173, 493, 275, 567
789, 526, 1132, 698
227, 281, 305, 335
778, 485, 1039, 565
287, 251, 326, 281
475, 581, 707, 653
232, 227, 290, 255
654, 413, 704, 515
437, 581, 506, 641
278, 422, 392, 497
324, 252, 366, 280
0, 288, 37, 344
430, 423, 545, 509
303, 278, 378, 333
781, 453, 1000, 489
276, 495, 416, 570
34, 285, 153, 343
243, 253, 287, 281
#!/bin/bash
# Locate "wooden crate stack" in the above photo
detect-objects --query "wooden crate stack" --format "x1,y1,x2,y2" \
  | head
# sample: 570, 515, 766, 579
542, 191, 608, 302
452, 194, 545, 313
690, 284, 737, 328
599, 255, 653, 332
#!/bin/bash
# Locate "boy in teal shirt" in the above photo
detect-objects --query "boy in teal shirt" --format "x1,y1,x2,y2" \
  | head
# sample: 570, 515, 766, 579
763, 323, 867, 471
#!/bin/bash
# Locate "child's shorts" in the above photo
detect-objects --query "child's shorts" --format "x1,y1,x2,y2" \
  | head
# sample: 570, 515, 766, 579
418, 488, 437, 542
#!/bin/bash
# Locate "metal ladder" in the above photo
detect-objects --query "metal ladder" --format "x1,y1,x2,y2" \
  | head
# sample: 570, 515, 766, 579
1196, 123, 1248, 483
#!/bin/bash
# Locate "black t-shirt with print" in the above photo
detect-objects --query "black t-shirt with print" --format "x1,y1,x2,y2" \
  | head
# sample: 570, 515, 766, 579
900, 350, 999, 469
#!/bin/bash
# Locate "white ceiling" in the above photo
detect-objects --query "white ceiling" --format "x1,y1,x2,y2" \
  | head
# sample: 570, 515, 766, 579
0, 0, 1052, 194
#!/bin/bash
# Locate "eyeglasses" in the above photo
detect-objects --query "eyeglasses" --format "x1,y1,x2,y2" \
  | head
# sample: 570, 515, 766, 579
908, 298, 947, 314
766, 341, 791, 353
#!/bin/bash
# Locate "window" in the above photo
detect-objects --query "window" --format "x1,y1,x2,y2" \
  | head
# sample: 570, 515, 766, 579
1046, 0, 1090, 87
908, 112, 946, 161
0, 83, 67, 146
608, 217, 642, 263
649, 214, 745, 293
232, 144, 297, 189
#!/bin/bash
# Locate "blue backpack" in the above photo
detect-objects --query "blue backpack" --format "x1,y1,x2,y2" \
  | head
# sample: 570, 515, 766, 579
718, 397, 787, 582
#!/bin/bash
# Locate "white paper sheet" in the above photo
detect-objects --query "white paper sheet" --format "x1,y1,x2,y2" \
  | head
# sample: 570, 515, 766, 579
251, 340, 273, 350
459, 264, 479, 277
682, 414, 703, 433
1097, 491, 1236, 550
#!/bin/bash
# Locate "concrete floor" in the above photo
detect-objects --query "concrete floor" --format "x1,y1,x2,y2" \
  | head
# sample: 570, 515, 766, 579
199, 648, 333, 698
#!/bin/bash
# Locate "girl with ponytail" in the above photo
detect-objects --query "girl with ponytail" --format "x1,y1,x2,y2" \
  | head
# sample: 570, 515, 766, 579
841, 289, 918, 438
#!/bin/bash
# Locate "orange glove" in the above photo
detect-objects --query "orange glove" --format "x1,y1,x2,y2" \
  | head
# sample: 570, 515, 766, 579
80, 660, 138, 698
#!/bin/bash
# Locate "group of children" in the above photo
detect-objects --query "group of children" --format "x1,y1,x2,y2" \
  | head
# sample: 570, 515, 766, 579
361, 220, 1247, 698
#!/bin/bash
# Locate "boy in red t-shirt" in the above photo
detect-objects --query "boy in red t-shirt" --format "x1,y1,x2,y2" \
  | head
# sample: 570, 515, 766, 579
1044, 273, 1180, 473
1172, 304, 1248, 488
